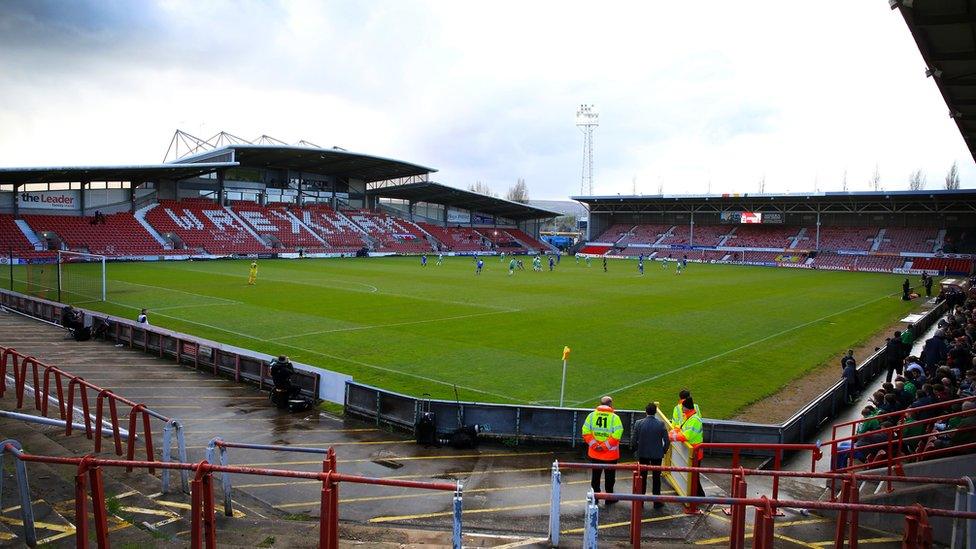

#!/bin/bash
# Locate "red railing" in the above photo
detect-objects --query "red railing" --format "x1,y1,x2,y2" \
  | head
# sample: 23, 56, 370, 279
690, 442, 821, 515
557, 460, 972, 549
0, 345, 161, 464
593, 490, 976, 549
825, 403, 976, 497
0, 345, 189, 492
1, 442, 462, 549
830, 394, 976, 466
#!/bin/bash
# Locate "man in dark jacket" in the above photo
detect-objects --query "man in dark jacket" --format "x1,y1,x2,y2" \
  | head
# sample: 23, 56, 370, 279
270, 355, 297, 397
885, 333, 904, 383
631, 403, 670, 507
922, 330, 948, 371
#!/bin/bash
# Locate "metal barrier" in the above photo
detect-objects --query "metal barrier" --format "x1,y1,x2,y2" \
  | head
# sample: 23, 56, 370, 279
0, 288, 330, 402
204, 437, 464, 544
0, 439, 464, 549
0, 345, 188, 493
549, 462, 976, 548
549, 460, 975, 548
346, 299, 949, 450
588, 490, 976, 549
689, 442, 821, 515
825, 402, 976, 497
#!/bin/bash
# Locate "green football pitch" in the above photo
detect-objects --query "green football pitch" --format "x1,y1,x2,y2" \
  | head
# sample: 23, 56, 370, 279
12, 256, 921, 418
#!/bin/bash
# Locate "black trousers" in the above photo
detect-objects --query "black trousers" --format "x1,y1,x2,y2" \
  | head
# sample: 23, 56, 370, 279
638, 457, 662, 498
885, 363, 902, 383
590, 458, 617, 494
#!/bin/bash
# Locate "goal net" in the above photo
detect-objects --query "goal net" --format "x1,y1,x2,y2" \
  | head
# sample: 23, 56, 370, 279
57, 251, 107, 304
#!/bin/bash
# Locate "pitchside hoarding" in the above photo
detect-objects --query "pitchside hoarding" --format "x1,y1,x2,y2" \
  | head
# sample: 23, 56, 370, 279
17, 190, 80, 210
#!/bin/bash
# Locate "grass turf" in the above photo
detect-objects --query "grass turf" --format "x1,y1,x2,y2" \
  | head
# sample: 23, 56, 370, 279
12, 256, 922, 418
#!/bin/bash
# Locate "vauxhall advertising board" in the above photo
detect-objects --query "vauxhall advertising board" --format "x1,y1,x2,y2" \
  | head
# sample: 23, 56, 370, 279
17, 190, 80, 210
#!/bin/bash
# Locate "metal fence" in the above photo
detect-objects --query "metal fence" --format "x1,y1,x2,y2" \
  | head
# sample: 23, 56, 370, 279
0, 285, 949, 452
0, 289, 335, 402
346, 299, 949, 452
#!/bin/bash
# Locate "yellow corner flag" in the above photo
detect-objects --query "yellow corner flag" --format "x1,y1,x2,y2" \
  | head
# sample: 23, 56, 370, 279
562, 346, 571, 361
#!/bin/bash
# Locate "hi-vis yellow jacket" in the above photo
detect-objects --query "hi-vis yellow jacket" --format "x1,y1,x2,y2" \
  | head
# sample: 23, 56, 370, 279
581, 405, 624, 460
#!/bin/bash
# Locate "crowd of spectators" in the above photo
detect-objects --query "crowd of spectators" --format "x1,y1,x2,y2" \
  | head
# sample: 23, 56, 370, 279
837, 276, 976, 468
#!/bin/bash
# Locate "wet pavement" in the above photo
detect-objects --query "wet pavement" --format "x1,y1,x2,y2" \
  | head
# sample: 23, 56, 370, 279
0, 308, 913, 546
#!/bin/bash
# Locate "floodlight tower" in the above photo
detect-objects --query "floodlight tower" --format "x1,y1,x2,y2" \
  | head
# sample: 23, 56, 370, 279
576, 104, 599, 196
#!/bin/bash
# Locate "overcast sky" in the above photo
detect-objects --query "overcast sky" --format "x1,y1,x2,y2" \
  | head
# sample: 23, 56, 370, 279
0, 1, 971, 199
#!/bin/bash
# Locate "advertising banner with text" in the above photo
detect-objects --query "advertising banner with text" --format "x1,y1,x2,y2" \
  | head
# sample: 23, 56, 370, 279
17, 190, 80, 210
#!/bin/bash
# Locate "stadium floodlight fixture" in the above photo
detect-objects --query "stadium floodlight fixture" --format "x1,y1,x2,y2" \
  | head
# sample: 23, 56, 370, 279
925, 67, 942, 78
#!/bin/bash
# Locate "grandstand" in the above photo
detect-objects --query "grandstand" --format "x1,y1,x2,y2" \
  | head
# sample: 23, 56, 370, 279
0, 139, 558, 260
574, 190, 976, 275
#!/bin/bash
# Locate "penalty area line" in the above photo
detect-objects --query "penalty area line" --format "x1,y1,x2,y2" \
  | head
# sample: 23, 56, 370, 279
568, 292, 901, 407
104, 300, 534, 406
267, 309, 521, 341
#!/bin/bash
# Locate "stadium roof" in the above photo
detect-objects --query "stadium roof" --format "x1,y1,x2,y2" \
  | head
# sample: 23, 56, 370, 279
368, 182, 562, 220
0, 162, 239, 185
894, 1, 976, 162
175, 145, 436, 183
574, 188, 976, 213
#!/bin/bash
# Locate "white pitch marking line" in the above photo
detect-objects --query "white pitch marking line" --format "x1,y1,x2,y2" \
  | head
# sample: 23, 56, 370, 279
268, 309, 520, 341
150, 302, 240, 312
569, 292, 900, 407
113, 279, 243, 304
104, 300, 534, 405
159, 264, 518, 311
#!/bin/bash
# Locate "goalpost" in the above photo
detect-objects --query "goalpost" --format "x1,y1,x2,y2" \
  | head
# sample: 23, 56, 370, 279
56, 250, 107, 304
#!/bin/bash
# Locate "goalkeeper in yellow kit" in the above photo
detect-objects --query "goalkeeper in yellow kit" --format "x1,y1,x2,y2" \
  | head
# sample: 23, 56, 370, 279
248, 261, 258, 285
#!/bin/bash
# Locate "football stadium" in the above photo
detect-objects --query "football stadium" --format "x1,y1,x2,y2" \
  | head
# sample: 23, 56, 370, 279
1, 2, 976, 548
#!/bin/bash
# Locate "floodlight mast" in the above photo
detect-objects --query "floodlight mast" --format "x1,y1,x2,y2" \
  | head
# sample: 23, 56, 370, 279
576, 105, 599, 196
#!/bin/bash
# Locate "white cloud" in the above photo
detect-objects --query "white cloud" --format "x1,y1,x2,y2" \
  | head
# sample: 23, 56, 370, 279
0, 0, 971, 198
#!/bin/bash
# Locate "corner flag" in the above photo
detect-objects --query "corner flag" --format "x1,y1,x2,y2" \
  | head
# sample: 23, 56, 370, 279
562, 346, 571, 361
559, 346, 571, 407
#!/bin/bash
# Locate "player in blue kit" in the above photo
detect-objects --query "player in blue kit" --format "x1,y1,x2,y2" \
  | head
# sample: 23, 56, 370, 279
638, 258, 644, 276
421, 254, 427, 267
476, 258, 484, 275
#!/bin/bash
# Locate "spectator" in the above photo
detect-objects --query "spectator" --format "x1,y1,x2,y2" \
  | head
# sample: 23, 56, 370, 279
136, 309, 149, 325
631, 403, 670, 508
843, 359, 861, 403
879, 393, 902, 415
885, 332, 904, 382
901, 325, 914, 356
840, 350, 856, 371
921, 330, 948, 371
905, 356, 925, 382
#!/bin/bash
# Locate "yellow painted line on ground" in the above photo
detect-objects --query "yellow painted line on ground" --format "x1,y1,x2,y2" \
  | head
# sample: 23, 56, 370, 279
245, 450, 558, 467
36, 531, 75, 545
811, 538, 901, 547
113, 490, 140, 499
370, 501, 561, 523
153, 499, 246, 518
491, 537, 549, 548
0, 516, 75, 533
280, 480, 592, 508
1, 499, 45, 513
706, 511, 820, 548
234, 466, 554, 489
143, 405, 202, 409
119, 506, 180, 518
561, 512, 686, 534
0, 531, 15, 540
184, 439, 407, 450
